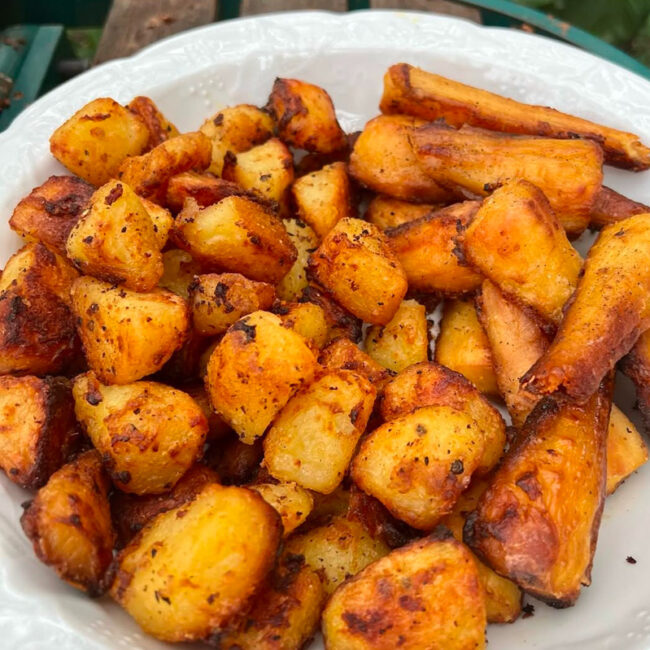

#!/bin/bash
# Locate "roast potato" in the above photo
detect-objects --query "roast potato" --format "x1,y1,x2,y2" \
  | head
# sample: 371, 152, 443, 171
70, 276, 189, 384
263, 369, 376, 493
206, 434, 263, 486
250, 481, 314, 536
607, 406, 648, 495
590, 185, 650, 228
273, 300, 330, 349
21, 450, 114, 596
299, 284, 362, 342
158, 248, 202, 299
276, 218, 319, 302
365, 195, 437, 231
127, 95, 179, 149
140, 197, 173, 249
308, 217, 408, 325
319, 337, 394, 388
622, 328, 650, 429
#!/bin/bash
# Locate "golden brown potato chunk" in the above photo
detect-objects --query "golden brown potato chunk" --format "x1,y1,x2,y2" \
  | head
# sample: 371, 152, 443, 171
263, 370, 376, 494
273, 301, 330, 349
190, 273, 275, 336
127, 96, 179, 149
0, 375, 76, 489
173, 196, 296, 284
158, 248, 201, 299
607, 406, 648, 494
349, 115, 453, 203
352, 405, 486, 530
73, 372, 208, 494
299, 284, 362, 342
117, 131, 211, 204
0, 242, 80, 375
463, 180, 582, 324
276, 219, 319, 302
476, 281, 550, 427
199, 104, 274, 176
222, 138, 294, 214
110, 484, 282, 642
386, 202, 483, 295
213, 553, 325, 650
319, 337, 395, 389
50, 97, 149, 186
250, 482, 314, 536
285, 516, 390, 596
266, 78, 347, 153
308, 217, 408, 325
364, 299, 429, 373
71, 276, 189, 384
590, 186, 650, 229
291, 162, 352, 238
435, 298, 498, 395
21, 450, 114, 595
183, 383, 231, 442
322, 531, 486, 650
111, 463, 220, 547
523, 214, 650, 401
365, 195, 437, 231
465, 384, 611, 607
66, 180, 163, 291
381, 63, 650, 170
140, 198, 173, 249
379, 362, 506, 476
441, 478, 522, 624
206, 310, 318, 444
9, 175, 94, 255
411, 124, 603, 237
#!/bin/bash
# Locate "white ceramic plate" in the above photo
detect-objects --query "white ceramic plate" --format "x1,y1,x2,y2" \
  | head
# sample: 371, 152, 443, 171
1, 10, 650, 650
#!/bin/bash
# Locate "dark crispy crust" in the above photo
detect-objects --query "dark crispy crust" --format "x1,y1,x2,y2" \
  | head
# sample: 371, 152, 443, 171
203, 435, 263, 486
319, 337, 395, 387
464, 381, 611, 607
127, 96, 178, 149
590, 186, 650, 229
621, 329, 650, 429
300, 285, 362, 342
380, 63, 650, 170
9, 175, 93, 254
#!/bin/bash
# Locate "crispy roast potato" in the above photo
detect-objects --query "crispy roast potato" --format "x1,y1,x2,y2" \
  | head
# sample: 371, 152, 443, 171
523, 214, 650, 401
158, 249, 202, 299
349, 115, 454, 202
71, 276, 189, 384
285, 516, 390, 596
607, 406, 648, 494
322, 530, 486, 650
380, 63, 650, 170
206, 434, 263, 485
379, 362, 506, 476
212, 553, 325, 650
299, 284, 362, 342
222, 138, 294, 214
21, 450, 114, 596
199, 104, 274, 176
9, 175, 94, 255
462, 180, 582, 324
365, 195, 437, 231
622, 329, 650, 428
127, 96, 179, 149
117, 131, 211, 204
250, 481, 314, 536
364, 299, 429, 373
441, 478, 522, 624
319, 337, 395, 389
273, 301, 330, 349
276, 219, 319, 302
190, 273, 275, 336
291, 162, 352, 238
308, 217, 408, 325
73, 372, 208, 494
0, 242, 79, 375
435, 298, 498, 395
465, 383, 611, 607
263, 370, 376, 494
173, 196, 297, 284
111, 463, 220, 547
266, 78, 347, 153
110, 484, 282, 642
183, 383, 231, 441
352, 405, 486, 530
140, 197, 173, 249
590, 186, 650, 228
206, 310, 318, 444
0, 375, 76, 489
50, 97, 149, 186
411, 124, 603, 237
66, 180, 163, 291
386, 201, 483, 295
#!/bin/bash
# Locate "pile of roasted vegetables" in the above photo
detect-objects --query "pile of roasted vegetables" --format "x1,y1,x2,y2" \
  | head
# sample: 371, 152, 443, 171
1, 62, 650, 649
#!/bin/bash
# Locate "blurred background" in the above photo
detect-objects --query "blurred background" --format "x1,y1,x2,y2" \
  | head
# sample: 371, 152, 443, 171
1, 0, 650, 129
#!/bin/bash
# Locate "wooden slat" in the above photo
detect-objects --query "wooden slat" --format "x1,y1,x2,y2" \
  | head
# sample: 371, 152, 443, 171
240, 0, 346, 15
94, 0, 218, 65
370, 0, 480, 22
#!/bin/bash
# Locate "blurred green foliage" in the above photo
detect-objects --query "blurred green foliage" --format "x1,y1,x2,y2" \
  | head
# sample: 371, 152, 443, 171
514, 0, 650, 64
